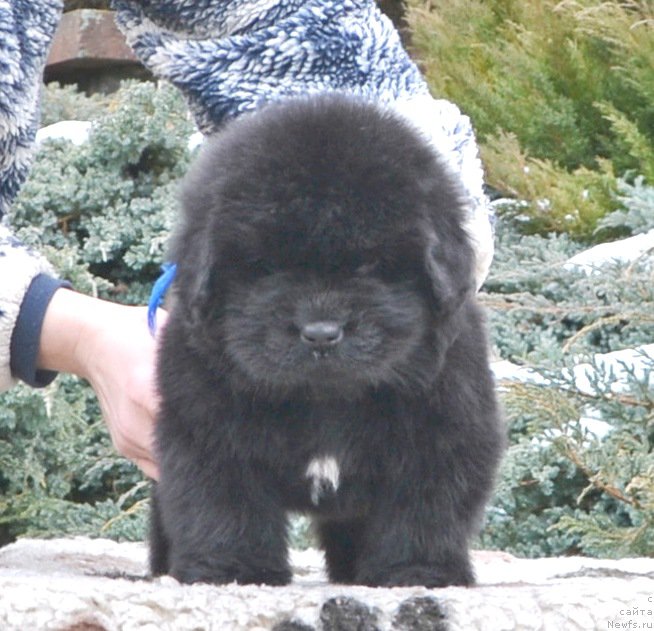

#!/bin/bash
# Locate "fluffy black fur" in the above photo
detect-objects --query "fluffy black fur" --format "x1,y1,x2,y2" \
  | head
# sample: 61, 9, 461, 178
152, 95, 504, 588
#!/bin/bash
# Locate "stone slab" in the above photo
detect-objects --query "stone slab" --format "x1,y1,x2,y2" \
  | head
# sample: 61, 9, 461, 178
0, 538, 652, 630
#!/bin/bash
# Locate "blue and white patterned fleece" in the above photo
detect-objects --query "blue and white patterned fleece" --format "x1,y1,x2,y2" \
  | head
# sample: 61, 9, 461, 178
113, 0, 493, 284
0, 0, 62, 216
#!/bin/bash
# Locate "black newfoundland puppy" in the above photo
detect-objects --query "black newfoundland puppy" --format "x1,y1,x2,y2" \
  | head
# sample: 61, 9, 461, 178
151, 94, 504, 588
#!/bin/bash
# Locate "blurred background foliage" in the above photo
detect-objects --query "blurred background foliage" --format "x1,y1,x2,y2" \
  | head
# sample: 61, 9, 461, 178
0, 1, 652, 557
408, 0, 654, 238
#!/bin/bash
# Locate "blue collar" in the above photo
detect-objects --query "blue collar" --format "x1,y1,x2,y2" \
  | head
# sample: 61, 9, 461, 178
148, 263, 177, 335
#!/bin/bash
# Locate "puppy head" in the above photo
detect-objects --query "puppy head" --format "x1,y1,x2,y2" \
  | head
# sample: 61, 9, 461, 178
170, 95, 476, 395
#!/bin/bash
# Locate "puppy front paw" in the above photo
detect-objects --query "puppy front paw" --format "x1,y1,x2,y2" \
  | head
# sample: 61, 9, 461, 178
171, 560, 292, 586
357, 562, 474, 588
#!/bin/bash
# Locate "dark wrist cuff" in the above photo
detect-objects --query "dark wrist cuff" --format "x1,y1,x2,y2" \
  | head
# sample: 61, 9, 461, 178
10, 274, 72, 388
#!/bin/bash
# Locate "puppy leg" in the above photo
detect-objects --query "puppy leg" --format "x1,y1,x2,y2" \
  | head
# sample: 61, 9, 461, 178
149, 483, 170, 576
354, 485, 477, 588
315, 518, 365, 584
159, 463, 292, 586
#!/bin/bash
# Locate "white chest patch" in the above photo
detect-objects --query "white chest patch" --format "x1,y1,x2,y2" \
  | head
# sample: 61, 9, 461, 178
306, 456, 340, 505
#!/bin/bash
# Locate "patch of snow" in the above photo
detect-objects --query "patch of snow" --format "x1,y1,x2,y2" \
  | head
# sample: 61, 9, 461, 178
491, 360, 548, 386
577, 406, 613, 440
35, 121, 205, 154
493, 344, 654, 396
36, 120, 92, 146
564, 229, 654, 274
492, 344, 654, 440
569, 344, 654, 397
187, 131, 204, 151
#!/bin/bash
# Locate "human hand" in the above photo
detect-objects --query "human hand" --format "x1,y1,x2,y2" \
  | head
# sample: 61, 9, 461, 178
37, 290, 164, 479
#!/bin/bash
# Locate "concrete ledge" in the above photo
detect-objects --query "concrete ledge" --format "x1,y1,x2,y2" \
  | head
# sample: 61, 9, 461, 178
0, 538, 652, 630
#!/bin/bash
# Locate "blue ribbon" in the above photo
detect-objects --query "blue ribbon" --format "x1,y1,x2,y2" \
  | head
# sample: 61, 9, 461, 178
148, 263, 177, 335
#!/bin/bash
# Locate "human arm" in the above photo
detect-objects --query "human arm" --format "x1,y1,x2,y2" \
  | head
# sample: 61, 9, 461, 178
0, 249, 162, 478
35, 287, 163, 480
0, 227, 161, 481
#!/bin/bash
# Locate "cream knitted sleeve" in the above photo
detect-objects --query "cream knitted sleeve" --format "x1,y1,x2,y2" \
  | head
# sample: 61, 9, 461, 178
0, 225, 56, 390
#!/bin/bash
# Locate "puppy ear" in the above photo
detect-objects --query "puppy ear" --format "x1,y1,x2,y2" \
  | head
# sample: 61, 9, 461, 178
423, 227, 475, 316
187, 263, 215, 327
170, 231, 221, 330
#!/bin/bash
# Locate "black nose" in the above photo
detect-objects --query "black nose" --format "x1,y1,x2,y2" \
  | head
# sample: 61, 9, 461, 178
300, 321, 344, 347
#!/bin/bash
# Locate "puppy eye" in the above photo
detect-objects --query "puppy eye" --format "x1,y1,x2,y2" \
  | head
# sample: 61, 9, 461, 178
355, 261, 380, 276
